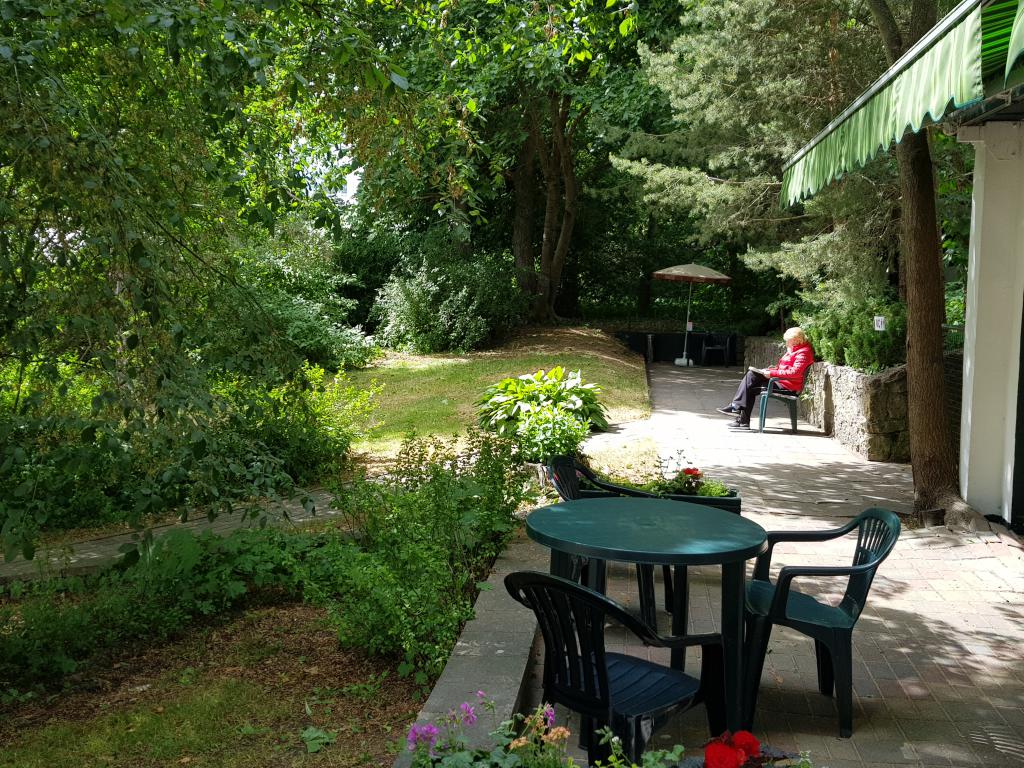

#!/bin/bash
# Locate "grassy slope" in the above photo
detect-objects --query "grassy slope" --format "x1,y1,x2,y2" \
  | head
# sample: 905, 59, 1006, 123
347, 327, 650, 456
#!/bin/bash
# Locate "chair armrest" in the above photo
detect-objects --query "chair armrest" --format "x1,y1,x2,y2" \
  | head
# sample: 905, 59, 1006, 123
768, 562, 878, 621
592, 586, 721, 649
576, 463, 660, 498
752, 520, 861, 578
588, 477, 660, 498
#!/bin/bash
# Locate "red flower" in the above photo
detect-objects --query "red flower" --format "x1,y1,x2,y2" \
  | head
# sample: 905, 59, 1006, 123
731, 731, 761, 760
683, 467, 701, 476
705, 741, 744, 768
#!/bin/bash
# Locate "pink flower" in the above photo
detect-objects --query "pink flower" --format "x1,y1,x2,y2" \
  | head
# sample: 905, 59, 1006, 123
542, 704, 555, 727
459, 702, 477, 726
406, 723, 440, 751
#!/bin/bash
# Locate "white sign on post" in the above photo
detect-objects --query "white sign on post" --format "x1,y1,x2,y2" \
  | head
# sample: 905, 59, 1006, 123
686, 321, 693, 331
873, 315, 887, 331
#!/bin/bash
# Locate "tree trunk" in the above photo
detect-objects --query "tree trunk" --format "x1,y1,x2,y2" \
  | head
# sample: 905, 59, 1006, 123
894, 133, 959, 511
511, 134, 539, 299
530, 99, 563, 322
546, 95, 580, 318
869, 0, 981, 525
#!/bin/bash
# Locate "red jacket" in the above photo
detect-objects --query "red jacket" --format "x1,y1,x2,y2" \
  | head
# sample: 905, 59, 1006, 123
766, 342, 814, 392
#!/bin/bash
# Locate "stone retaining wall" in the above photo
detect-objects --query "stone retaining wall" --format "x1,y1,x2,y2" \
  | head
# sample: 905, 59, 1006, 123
744, 337, 910, 462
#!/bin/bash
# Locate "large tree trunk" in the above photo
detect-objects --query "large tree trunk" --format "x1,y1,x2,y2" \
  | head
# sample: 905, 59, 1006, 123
511, 134, 539, 299
870, 0, 980, 526
894, 133, 959, 511
546, 96, 582, 318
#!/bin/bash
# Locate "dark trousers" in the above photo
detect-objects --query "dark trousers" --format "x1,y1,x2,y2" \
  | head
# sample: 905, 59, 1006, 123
730, 370, 768, 423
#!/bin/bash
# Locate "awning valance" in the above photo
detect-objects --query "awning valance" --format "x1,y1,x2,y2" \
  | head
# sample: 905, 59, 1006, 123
782, 0, 1024, 207
1008, 0, 1024, 77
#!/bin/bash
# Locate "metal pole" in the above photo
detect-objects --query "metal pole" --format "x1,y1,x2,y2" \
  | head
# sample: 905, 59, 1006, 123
682, 282, 694, 365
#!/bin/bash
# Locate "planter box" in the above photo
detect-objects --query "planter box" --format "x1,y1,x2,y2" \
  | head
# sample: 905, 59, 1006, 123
578, 488, 742, 514
663, 490, 741, 514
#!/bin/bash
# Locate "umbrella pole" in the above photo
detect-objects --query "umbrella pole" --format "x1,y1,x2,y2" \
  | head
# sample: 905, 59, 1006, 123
682, 283, 693, 366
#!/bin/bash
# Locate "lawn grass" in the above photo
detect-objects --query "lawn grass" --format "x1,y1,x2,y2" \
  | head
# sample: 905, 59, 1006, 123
347, 327, 649, 456
0, 604, 419, 768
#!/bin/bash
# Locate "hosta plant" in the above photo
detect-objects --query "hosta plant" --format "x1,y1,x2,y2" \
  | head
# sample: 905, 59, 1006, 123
476, 367, 609, 436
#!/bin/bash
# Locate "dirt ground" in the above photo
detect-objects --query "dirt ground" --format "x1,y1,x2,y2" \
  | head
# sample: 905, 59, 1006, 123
0, 602, 421, 767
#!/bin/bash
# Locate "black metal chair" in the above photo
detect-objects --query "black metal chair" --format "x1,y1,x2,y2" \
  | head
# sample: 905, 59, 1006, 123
756, 375, 808, 433
700, 332, 733, 366
743, 508, 901, 737
505, 571, 725, 763
545, 456, 672, 628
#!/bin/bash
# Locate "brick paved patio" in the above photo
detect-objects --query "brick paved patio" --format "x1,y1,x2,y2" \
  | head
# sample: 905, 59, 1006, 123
522, 364, 1024, 767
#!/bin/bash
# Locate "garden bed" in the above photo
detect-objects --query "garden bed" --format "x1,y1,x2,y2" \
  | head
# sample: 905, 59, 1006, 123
0, 602, 421, 767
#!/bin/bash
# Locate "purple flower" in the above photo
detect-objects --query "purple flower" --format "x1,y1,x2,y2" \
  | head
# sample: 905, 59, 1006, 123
542, 704, 556, 727
476, 690, 487, 701
406, 723, 440, 751
460, 702, 477, 726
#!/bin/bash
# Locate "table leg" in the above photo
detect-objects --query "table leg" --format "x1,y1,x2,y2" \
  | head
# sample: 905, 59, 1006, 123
550, 550, 573, 580
721, 561, 746, 732
669, 565, 690, 670
583, 559, 607, 593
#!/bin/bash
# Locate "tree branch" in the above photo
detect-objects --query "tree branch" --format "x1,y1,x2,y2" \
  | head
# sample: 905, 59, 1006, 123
866, 0, 903, 62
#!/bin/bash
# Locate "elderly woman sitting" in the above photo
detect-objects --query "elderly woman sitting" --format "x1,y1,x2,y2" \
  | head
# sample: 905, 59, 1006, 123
716, 327, 814, 430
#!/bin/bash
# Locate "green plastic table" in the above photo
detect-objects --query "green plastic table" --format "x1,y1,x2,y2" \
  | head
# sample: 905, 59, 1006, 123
526, 496, 768, 732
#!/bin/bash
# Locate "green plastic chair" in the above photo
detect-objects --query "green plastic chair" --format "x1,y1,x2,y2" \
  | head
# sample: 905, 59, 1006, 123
505, 571, 725, 763
756, 376, 806, 433
545, 456, 671, 628
743, 508, 901, 737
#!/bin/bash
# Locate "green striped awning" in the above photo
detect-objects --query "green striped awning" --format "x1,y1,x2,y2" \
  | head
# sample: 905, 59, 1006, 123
782, 0, 1024, 207
1008, 0, 1024, 77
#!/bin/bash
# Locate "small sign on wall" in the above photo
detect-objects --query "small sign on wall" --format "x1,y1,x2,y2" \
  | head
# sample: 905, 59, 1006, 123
686, 321, 693, 331
873, 315, 887, 331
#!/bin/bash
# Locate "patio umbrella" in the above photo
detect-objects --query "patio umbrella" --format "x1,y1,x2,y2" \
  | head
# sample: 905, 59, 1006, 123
651, 263, 731, 366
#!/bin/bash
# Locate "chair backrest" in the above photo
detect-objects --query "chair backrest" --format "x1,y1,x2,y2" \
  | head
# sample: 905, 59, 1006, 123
505, 571, 627, 719
841, 507, 901, 617
546, 455, 582, 500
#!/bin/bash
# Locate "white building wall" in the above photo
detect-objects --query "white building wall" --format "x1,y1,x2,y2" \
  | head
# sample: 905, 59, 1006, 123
957, 122, 1024, 520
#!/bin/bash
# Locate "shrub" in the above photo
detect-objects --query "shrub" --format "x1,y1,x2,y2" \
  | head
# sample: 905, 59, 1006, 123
476, 367, 609, 435
513, 406, 591, 463
233, 217, 379, 371
0, 528, 312, 688
0, 360, 376, 553
372, 232, 526, 353
316, 432, 529, 676
796, 297, 906, 372
0, 433, 529, 691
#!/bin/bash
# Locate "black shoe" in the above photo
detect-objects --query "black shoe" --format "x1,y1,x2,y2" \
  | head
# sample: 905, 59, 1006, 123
728, 418, 750, 430
716, 405, 739, 416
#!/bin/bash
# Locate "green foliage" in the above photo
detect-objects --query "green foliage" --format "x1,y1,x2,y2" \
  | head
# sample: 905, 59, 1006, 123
1, 433, 527, 691
476, 367, 609, 462
300, 726, 337, 754
0, 362, 373, 551
306, 432, 528, 677
372, 232, 526, 353
477, 367, 609, 435
217, 365, 377, 486
945, 283, 966, 326
609, 467, 732, 498
513, 407, 592, 464
230, 217, 379, 371
0, 528, 314, 688
796, 297, 907, 373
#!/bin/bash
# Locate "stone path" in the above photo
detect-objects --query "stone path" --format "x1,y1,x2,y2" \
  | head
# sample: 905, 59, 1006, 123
524, 364, 1024, 767
0, 489, 335, 584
